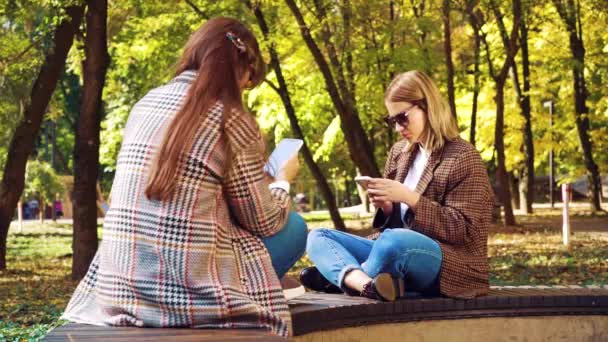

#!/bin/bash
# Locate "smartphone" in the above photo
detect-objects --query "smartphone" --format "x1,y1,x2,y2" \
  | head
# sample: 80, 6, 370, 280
354, 176, 372, 189
264, 138, 304, 177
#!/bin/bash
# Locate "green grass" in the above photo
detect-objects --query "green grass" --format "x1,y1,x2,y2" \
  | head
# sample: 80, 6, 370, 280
488, 230, 608, 285
1, 211, 607, 341
1, 224, 74, 342
299, 211, 370, 222
0, 222, 102, 342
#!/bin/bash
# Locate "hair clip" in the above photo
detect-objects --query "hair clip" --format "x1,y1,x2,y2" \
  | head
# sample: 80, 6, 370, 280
226, 32, 247, 53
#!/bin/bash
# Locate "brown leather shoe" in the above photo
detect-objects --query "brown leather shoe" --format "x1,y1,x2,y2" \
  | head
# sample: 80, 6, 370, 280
361, 273, 405, 301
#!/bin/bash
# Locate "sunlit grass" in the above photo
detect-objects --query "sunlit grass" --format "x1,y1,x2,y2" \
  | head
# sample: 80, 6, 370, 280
1, 222, 101, 342
488, 231, 608, 285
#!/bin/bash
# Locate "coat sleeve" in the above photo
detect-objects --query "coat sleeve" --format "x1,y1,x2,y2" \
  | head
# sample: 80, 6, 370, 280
408, 149, 492, 246
372, 143, 403, 230
223, 113, 291, 238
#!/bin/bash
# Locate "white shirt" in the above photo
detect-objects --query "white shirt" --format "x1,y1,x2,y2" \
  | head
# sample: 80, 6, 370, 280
269, 180, 290, 193
400, 146, 430, 220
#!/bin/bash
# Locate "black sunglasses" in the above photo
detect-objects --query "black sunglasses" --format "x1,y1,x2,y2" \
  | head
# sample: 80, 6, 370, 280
384, 106, 416, 127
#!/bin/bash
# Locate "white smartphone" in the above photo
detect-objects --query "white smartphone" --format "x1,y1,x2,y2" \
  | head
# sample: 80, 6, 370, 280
354, 176, 372, 189
264, 138, 304, 177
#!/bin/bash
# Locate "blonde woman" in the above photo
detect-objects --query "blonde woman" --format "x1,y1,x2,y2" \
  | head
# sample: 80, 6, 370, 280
301, 70, 493, 300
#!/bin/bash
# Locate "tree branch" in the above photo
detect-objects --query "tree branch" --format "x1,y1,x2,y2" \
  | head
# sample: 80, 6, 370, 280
184, 0, 209, 19
264, 78, 280, 93
0, 36, 44, 66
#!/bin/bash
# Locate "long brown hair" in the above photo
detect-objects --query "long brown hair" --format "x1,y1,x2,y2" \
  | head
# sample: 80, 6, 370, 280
145, 17, 265, 201
385, 70, 459, 151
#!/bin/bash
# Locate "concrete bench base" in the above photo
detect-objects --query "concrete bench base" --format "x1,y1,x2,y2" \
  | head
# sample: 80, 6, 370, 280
44, 287, 608, 341
294, 315, 608, 342
43, 324, 282, 341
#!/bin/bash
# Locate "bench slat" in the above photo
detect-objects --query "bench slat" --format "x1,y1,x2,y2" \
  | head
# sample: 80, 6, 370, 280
43, 324, 283, 342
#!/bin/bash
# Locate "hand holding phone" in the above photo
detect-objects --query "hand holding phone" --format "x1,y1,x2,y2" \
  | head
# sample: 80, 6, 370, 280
357, 176, 393, 215
354, 176, 372, 189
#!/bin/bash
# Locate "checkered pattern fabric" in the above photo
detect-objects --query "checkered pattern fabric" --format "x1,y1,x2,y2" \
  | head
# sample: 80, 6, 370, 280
62, 71, 292, 337
371, 138, 493, 299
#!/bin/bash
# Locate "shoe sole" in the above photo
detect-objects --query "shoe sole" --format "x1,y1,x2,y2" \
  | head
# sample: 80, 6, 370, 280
374, 273, 405, 301
283, 285, 306, 300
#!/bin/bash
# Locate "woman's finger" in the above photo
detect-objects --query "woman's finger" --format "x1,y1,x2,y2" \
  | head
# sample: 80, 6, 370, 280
367, 189, 386, 196
373, 195, 388, 202
368, 178, 384, 187
371, 179, 396, 190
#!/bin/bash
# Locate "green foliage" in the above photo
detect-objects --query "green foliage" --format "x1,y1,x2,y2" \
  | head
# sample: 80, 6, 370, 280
24, 160, 65, 203
0, 1, 45, 171
0, 0, 607, 195
3, 0, 606, 198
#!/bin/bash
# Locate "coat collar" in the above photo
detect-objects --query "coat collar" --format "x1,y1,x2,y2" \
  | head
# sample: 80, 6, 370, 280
395, 142, 444, 195
171, 70, 198, 85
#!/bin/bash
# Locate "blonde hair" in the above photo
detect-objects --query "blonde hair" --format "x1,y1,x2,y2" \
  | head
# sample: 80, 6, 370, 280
384, 70, 459, 151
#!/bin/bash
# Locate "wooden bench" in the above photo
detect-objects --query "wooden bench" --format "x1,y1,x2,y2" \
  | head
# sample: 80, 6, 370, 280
44, 286, 608, 341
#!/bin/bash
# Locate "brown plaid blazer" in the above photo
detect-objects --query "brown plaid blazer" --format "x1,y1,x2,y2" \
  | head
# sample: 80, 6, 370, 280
62, 71, 293, 337
371, 137, 493, 299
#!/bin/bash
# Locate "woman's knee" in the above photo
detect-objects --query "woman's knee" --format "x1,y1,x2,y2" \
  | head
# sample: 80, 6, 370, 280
306, 228, 332, 254
287, 212, 308, 253
373, 231, 403, 259
375, 229, 439, 257
374, 229, 423, 258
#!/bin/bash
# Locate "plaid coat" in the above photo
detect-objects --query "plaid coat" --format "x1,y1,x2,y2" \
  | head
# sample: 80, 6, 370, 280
371, 138, 493, 299
62, 71, 293, 337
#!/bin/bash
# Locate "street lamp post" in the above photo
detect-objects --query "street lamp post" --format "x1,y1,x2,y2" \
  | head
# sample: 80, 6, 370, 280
543, 100, 554, 208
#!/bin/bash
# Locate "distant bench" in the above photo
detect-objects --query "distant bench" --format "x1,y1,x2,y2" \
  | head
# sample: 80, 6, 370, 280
44, 286, 608, 341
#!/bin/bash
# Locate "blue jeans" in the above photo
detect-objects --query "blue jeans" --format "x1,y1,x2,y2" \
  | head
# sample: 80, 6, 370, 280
307, 228, 442, 295
262, 212, 308, 278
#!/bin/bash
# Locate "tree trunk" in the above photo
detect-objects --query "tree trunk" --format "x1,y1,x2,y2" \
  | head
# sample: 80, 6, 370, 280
17, 201, 23, 233
51, 120, 57, 170
466, 3, 482, 146
507, 61, 533, 215
39, 197, 45, 223
343, 177, 352, 207
495, 85, 516, 225
519, 9, 534, 214
553, 0, 601, 211
500, 0, 534, 214
482, 0, 520, 226
0, 5, 85, 270
519, 166, 531, 211
72, 0, 109, 280
284, 0, 381, 178
509, 171, 520, 210
442, 0, 457, 120
247, 0, 346, 231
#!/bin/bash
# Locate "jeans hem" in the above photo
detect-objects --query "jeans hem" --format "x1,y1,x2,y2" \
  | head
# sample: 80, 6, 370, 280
337, 265, 363, 290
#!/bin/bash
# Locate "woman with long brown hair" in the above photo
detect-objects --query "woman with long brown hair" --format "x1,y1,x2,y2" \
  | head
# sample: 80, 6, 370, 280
62, 18, 306, 337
